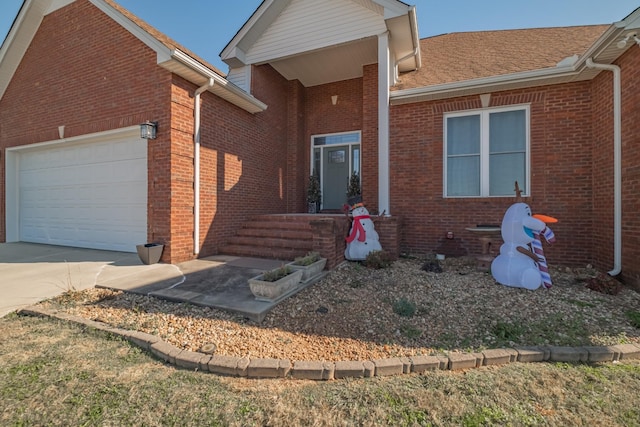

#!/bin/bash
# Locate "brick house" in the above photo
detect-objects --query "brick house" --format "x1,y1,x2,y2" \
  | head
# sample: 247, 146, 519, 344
1, 0, 639, 289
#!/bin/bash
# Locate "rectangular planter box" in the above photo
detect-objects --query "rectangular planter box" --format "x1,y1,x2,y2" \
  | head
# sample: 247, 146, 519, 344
136, 243, 164, 265
287, 258, 327, 283
249, 269, 303, 302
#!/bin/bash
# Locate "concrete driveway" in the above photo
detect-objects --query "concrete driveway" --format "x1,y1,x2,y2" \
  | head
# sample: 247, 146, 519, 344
0, 243, 183, 318
0, 242, 294, 322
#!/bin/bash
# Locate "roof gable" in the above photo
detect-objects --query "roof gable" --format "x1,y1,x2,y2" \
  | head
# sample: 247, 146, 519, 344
246, 0, 386, 65
221, 0, 418, 87
221, 0, 418, 71
0, 0, 266, 113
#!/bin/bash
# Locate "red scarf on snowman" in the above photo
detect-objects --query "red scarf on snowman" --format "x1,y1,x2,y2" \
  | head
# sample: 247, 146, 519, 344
346, 215, 370, 243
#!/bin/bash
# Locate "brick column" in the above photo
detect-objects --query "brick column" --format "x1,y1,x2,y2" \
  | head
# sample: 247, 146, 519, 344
309, 217, 350, 268
373, 215, 401, 260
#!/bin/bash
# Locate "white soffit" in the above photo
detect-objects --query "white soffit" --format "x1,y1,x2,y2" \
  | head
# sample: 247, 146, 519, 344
271, 37, 378, 86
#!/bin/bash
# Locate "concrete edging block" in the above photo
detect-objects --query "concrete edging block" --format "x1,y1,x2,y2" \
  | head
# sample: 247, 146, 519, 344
208, 355, 249, 377
410, 355, 441, 373
128, 331, 162, 350
150, 341, 182, 364
548, 346, 588, 363
373, 358, 404, 376
612, 343, 640, 360
334, 361, 365, 379
515, 347, 547, 363
291, 360, 334, 380
363, 361, 375, 378
175, 350, 208, 370
447, 353, 477, 370
247, 358, 291, 378
583, 346, 617, 363
482, 349, 513, 366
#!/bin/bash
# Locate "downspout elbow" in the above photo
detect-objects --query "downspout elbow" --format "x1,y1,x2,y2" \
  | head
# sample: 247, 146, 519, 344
585, 58, 622, 276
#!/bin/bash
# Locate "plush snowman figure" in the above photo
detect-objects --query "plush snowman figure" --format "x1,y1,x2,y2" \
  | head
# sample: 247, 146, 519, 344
491, 202, 555, 290
345, 203, 382, 261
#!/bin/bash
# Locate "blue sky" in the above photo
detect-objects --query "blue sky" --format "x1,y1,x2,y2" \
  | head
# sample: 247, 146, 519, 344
1, 1, 639, 71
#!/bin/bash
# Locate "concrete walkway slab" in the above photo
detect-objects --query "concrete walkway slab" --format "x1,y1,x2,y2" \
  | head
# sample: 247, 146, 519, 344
0, 243, 143, 317
2, 243, 318, 322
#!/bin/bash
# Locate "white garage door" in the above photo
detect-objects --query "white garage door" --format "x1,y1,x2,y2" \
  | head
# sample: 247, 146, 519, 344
17, 136, 147, 252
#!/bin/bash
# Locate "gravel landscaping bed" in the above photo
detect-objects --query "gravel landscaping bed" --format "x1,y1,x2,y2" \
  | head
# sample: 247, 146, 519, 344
40, 256, 640, 362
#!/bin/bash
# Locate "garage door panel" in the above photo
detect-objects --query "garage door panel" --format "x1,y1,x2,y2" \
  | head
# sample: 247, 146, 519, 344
18, 137, 148, 252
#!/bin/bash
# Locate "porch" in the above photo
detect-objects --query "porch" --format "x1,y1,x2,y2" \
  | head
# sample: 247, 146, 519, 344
220, 214, 402, 268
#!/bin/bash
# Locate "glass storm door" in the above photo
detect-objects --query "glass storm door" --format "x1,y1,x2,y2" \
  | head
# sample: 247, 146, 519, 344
312, 132, 360, 210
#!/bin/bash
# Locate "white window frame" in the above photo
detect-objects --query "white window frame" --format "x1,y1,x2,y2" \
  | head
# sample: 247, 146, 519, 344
443, 104, 530, 198
310, 130, 361, 180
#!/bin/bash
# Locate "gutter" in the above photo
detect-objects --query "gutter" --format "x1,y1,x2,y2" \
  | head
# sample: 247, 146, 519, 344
193, 78, 214, 255
585, 58, 622, 276
171, 49, 267, 113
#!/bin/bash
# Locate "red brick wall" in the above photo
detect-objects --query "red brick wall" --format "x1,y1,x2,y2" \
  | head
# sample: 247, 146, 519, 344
0, 0, 172, 256
390, 83, 595, 266
193, 64, 291, 259
593, 48, 640, 289
303, 77, 364, 207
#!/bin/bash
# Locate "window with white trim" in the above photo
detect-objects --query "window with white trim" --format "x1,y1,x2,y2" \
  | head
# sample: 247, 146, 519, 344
444, 105, 529, 197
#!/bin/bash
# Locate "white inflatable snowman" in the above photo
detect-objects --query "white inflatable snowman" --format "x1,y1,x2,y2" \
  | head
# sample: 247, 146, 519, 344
345, 202, 382, 261
491, 202, 556, 290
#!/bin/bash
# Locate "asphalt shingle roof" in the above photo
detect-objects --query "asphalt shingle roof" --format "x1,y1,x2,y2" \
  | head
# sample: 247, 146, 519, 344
394, 25, 609, 90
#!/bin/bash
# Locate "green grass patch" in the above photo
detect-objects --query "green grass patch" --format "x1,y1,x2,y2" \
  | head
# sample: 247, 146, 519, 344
626, 310, 640, 328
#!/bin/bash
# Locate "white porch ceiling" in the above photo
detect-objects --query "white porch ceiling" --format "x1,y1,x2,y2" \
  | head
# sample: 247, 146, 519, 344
269, 37, 378, 87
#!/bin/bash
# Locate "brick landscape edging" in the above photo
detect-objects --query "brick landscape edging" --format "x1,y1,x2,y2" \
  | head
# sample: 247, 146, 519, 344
19, 306, 640, 380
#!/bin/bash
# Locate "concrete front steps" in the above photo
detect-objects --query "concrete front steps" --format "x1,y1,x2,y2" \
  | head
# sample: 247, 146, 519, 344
221, 214, 316, 261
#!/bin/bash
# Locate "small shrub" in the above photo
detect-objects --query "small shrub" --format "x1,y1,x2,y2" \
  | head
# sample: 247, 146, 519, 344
393, 298, 416, 318
293, 252, 321, 266
400, 324, 422, 339
491, 321, 525, 342
364, 250, 394, 269
261, 266, 293, 282
421, 259, 442, 273
348, 279, 365, 289
585, 273, 624, 295
626, 310, 640, 328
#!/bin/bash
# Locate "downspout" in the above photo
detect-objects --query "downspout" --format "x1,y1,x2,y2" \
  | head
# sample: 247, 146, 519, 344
585, 58, 621, 276
193, 78, 214, 255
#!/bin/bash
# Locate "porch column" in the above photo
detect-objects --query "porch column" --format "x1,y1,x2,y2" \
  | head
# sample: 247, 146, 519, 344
378, 32, 391, 215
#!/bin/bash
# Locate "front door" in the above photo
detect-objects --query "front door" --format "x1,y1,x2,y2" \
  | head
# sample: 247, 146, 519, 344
322, 145, 351, 209
312, 132, 360, 210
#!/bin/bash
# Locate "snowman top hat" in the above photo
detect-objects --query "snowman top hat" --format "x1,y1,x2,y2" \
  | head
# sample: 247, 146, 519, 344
347, 194, 363, 209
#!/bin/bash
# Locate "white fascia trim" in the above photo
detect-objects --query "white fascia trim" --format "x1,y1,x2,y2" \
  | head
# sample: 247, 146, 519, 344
220, 0, 275, 62
374, 0, 411, 19
171, 50, 268, 113
390, 65, 585, 104
0, 0, 47, 98
89, 0, 172, 63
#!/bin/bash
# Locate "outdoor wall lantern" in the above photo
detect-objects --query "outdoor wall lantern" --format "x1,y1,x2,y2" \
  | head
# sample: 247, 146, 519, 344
140, 121, 158, 140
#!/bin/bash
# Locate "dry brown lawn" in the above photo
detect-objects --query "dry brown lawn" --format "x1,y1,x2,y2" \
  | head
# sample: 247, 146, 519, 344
1, 313, 640, 426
